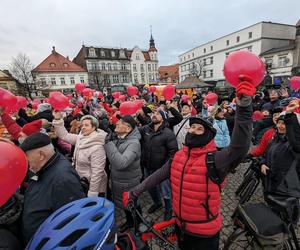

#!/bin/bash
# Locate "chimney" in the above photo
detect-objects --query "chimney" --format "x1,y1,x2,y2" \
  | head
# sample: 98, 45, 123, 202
66, 56, 69, 61
52, 46, 56, 53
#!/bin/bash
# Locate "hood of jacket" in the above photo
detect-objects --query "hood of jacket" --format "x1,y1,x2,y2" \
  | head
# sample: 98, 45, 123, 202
78, 129, 106, 149
126, 126, 141, 141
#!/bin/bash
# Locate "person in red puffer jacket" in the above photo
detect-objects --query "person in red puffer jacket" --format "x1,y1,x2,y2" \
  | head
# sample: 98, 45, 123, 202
124, 80, 255, 250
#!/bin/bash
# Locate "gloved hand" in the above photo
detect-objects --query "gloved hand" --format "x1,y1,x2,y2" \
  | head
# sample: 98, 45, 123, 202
122, 191, 135, 211
236, 75, 256, 99
105, 130, 116, 144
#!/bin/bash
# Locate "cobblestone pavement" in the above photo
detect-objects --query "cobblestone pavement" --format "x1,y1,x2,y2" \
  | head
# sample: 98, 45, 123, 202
115, 162, 298, 249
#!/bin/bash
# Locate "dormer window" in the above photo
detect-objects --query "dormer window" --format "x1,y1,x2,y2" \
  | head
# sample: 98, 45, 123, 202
63, 63, 68, 67
89, 48, 96, 57
100, 50, 105, 57
111, 51, 115, 57
50, 63, 55, 67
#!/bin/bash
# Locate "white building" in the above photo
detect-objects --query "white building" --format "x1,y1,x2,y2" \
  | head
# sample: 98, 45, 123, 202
179, 21, 296, 85
128, 34, 159, 85
32, 47, 88, 94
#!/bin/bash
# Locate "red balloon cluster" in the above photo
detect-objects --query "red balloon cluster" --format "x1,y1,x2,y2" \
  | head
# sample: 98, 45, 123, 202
205, 93, 218, 105
48, 92, 69, 110
290, 76, 300, 90
112, 92, 121, 99
0, 142, 27, 207
119, 101, 139, 115
75, 83, 86, 93
223, 50, 265, 87
252, 110, 264, 121
162, 84, 175, 100
0, 87, 17, 108
127, 86, 138, 97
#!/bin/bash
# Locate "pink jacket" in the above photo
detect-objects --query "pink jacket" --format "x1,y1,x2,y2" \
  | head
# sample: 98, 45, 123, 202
52, 119, 107, 196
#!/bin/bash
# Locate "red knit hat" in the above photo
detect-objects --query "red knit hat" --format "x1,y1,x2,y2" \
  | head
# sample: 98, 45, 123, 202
22, 120, 43, 136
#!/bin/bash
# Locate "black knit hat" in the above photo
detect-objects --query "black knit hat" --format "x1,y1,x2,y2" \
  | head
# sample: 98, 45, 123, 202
189, 116, 216, 137
120, 115, 136, 129
20, 132, 51, 152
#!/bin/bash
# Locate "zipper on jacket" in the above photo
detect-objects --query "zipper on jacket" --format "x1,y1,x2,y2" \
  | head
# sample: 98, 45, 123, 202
178, 149, 191, 226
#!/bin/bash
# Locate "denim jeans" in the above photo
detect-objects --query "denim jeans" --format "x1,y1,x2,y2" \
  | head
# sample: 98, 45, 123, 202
144, 167, 172, 206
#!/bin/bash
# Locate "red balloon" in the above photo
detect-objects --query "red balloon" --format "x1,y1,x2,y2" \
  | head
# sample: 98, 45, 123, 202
119, 101, 139, 115
0, 142, 27, 207
0, 87, 17, 108
205, 93, 218, 105
127, 86, 139, 97
223, 50, 265, 87
33, 98, 41, 104
181, 94, 189, 102
49, 92, 69, 110
112, 92, 121, 99
97, 91, 104, 99
82, 88, 92, 97
252, 110, 264, 121
162, 84, 175, 100
290, 76, 300, 90
134, 99, 144, 109
111, 111, 121, 124
68, 102, 75, 108
16, 96, 27, 109
66, 93, 73, 99
75, 83, 86, 93
119, 95, 126, 102
149, 86, 156, 93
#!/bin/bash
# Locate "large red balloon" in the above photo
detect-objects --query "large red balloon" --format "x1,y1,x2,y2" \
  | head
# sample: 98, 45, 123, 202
17, 96, 27, 109
290, 76, 300, 90
0, 142, 27, 207
252, 110, 264, 121
112, 92, 121, 99
0, 87, 17, 108
49, 92, 69, 110
162, 84, 175, 100
134, 99, 144, 110
205, 93, 218, 105
82, 88, 92, 97
149, 86, 156, 93
75, 83, 86, 93
119, 101, 139, 115
127, 86, 139, 97
223, 50, 265, 87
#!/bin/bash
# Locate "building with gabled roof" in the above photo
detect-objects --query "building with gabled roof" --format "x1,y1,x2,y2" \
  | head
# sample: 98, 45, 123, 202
32, 47, 88, 94
0, 69, 28, 96
159, 64, 179, 84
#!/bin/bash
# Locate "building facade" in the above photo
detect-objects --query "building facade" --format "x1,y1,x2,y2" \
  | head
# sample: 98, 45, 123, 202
73, 34, 159, 90
159, 64, 179, 84
32, 47, 88, 94
179, 21, 297, 86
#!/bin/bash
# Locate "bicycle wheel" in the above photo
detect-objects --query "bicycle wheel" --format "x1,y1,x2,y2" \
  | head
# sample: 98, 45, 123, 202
223, 228, 255, 250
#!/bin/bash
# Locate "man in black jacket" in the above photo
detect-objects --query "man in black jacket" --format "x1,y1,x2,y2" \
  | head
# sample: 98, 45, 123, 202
139, 109, 178, 220
20, 133, 85, 244
19, 103, 54, 122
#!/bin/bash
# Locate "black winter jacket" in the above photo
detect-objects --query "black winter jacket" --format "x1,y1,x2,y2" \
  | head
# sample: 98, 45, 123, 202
139, 122, 178, 170
22, 152, 85, 244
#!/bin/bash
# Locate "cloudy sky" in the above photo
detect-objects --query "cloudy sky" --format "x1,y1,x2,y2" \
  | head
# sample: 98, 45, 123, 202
0, 0, 299, 69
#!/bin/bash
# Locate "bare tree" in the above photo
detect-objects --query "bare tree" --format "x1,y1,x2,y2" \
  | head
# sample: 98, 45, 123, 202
10, 53, 35, 97
189, 59, 205, 78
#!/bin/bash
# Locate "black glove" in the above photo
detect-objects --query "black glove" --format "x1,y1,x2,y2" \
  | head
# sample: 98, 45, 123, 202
105, 130, 116, 144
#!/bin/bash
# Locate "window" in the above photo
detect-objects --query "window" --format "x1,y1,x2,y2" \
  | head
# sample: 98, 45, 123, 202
140, 64, 144, 71
248, 32, 252, 39
183, 65, 186, 71
141, 73, 145, 83
50, 63, 55, 68
41, 78, 46, 86
107, 63, 112, 70
203, 48, 206, 53
203, 59, 207, 66
210, 45, 213, 51
188, 54, 190, 59
210, 70, 213, 78
278, 57, 287, 67
203, 71, 207, 78
136, 54, 140, 60
63, 63, 68, 68
111, 51, 115, 57
102, 63, 106, 70
192, 52, 194, 58
184, 56, 186, 61
236, 36, 240, 43
121, 63, 126, 70
134, 73, 138, 84
133, 64, 137, 71
89, 48, 96, 57
121, 75, 127, 82
210, 57, 213, 64
80, 77, 84, 83
60, 77, 65, 85
247, 46, 252, 52
100, 50, 105, 57
70, 77, 75, 84
155, 64, 158, 70
112, 75, 119, 83
226, 40, 229, 46
148, 64, 151, 71
51, 77, 56, 85
225, 52, 230, 58
113, 63, 118, 70
104, 75, 110, 84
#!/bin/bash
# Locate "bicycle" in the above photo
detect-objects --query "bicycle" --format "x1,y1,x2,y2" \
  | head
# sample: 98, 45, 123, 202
127, 202, 177, 250
224, 157, 300, 250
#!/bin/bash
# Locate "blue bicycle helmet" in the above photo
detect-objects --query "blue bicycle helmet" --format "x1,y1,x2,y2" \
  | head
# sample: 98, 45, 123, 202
26, 197, 116, 250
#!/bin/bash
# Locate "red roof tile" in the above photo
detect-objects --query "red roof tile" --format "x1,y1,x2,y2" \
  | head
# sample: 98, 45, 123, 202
142, 51, 150, 61
33, 48, 86, 73
149, 47, 157, 52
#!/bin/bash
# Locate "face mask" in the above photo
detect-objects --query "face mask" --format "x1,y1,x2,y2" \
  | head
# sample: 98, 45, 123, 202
184, 131, 214, 148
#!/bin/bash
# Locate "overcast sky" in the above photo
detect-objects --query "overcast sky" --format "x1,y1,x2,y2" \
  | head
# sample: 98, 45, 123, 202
0, 0, 299, 69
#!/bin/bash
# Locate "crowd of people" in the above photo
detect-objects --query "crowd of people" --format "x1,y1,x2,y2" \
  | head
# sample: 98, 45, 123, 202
0, 81, 300, 250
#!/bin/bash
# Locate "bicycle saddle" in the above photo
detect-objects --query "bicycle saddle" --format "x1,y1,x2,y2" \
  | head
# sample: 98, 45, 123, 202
266, 195, 298, 210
